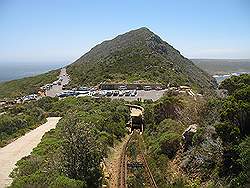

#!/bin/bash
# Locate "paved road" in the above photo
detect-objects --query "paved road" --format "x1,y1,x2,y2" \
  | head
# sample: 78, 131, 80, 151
0, 117, 61, 188
46, 68, 69, 97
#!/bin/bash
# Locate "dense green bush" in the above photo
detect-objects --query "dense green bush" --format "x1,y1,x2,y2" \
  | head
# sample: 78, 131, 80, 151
214, 121, 240, 144
158, 132, 181, 159
141, 96, 185, 186
50, 176, 86, 188
153, 96, 182, 124
202, 74, 250, 187
219, 74, 250, 95
60, 115, 102, 187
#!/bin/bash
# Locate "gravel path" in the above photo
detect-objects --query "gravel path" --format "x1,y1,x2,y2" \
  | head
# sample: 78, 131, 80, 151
0, 117, 61, 188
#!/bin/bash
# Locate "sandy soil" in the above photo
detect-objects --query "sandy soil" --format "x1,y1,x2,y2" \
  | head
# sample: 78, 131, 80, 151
104, 135, 130, 188
0, 117, 61, 188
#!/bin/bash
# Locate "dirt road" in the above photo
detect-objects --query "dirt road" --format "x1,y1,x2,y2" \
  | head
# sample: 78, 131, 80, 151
0, 117, 61, 188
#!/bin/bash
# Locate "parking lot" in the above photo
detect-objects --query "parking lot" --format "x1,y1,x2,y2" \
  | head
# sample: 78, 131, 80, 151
109, 89, 167, 101
49, 71, 167, 101
74, 89, 167, 101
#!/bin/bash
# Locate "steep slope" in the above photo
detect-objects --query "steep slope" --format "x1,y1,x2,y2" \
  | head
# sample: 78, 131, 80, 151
67, 27, 217, 92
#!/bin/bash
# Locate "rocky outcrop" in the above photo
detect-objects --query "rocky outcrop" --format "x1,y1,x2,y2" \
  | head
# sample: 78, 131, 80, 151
182, 124, 198, 149
180, 126, 223, 182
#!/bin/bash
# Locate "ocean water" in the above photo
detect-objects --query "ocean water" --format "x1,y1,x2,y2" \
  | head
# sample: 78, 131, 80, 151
213, 72, 250, 83
0, 62, 67, 83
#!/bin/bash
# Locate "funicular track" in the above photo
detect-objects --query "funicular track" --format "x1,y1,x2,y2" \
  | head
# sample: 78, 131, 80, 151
118, 130, 158, 188
118, 132, 133, 188
139, 135, 158, 188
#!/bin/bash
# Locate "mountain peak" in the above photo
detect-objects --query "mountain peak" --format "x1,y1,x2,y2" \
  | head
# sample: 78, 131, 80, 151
130, 27, 152, 33
112, 27, 154, 42
68, 28, 216, 92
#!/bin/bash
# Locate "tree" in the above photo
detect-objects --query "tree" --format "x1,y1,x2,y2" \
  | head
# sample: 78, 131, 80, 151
219, 74, 250, 95
61, 114, 102, 187
153, 96, 182, 124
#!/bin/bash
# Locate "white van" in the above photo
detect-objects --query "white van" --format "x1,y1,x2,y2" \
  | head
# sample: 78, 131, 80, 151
143, 86, 151, 91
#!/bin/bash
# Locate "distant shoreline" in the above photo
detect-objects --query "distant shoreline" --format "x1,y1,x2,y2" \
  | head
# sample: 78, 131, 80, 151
0, 62, 67, 83
213, 71, 250, 83
192, 59, 250, 76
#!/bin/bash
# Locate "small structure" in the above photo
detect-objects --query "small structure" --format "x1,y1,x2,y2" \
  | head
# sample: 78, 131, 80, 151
126, 104, 144, 133
179, 86, 191, 90
182, 124, 198, 150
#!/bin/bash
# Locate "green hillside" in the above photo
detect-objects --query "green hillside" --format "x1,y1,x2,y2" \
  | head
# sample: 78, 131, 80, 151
0, 70, 59, 99
68, 27, 217, 92
0, 27, 217, 100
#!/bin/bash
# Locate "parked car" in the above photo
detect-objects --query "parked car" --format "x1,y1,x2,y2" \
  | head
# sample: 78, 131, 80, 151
143, 86, 151, 91
67, 90, 76, 96
119, 91, 124, 96
90, 91, 98, 96
89, 87, 97, 91
131, 90, 137, 96
118, 85, 127, 90
113, 90, 119, 96
57, 93, 67, 97
79, 86, 89, 91
62, 85, 67, 90
125, 91, 131, 96
106, 91, 113, 96
100, 90, 107, 96
45, 84, 52, 90
57, 90, 76, 97
75, 90, 89, 95
155, 86, 163, 90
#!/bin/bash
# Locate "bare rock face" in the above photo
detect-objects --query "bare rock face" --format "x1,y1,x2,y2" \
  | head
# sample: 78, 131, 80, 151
182, 124, 198, 149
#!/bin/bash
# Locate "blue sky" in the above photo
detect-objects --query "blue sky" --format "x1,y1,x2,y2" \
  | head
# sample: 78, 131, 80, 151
0, 0, 250, 64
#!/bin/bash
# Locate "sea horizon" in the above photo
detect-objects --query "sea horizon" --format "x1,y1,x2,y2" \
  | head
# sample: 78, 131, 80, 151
0, 62, 68, 83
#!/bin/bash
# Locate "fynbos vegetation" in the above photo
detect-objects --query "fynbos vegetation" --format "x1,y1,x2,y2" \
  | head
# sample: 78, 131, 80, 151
1, 28, 249, 188
10, 97, 130, 187
67, 28, 216, 93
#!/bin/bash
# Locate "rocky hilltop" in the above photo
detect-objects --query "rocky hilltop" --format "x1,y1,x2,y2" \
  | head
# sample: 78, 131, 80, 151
68, 27, 217, 92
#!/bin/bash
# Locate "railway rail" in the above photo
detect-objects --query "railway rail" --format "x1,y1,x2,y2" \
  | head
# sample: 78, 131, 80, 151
118, 131, 158, 188
139, 136, 158, 188
118, 132, 132, 188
